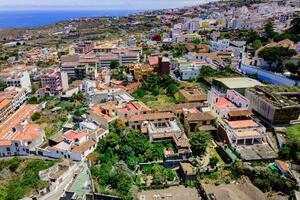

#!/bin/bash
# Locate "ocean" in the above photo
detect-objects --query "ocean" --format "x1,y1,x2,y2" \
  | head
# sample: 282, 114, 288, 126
0, 10, 141, 28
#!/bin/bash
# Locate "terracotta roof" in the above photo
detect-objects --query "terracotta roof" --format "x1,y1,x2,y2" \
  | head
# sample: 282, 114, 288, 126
275, 160, 289, 171
132, 101, 151, 112
127, 112, 175, 122
0, 99, 12, 110
63, 130, 88, 141
11, 124, 43, 141
0, 105, 40, 140
156, 103, 199, 112
186, 111, 215, 122
185, 44, 210, 53
148, 56, 159, 65
71, 140, 96, 154
227, 119, 259, 129
228, 109, 253, 117
179, 89, 207, 102
0, 140, 12, 146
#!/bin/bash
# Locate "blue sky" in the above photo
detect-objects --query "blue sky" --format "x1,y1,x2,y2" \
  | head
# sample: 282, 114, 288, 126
0, 0, 217, 10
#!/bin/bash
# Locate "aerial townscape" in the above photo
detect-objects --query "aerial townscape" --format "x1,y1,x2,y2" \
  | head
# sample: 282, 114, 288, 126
0, 0, 300, 199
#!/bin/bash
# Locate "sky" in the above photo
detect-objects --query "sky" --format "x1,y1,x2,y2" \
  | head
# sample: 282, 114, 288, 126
0, 0, 217, 10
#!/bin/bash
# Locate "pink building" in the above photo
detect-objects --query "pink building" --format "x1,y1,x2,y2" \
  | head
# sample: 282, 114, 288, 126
40, 68, 69, 96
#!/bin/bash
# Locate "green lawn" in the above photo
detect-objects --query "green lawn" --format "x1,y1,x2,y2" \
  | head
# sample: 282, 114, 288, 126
134, 90, 179, 108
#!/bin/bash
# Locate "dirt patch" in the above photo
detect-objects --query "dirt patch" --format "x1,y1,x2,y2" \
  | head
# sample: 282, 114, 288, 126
138, 185, 199, 200
202, 177, 288, 200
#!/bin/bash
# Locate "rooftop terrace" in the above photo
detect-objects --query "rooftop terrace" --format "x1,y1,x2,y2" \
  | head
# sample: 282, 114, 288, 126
248, 85, 300, 107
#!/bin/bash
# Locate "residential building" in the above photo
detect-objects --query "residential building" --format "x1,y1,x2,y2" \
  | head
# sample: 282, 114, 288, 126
0, 98, 13, 124
0, 87, 28, 110
128, 63, 156, 81
177, 59, 202, 80
0, 105, 45, 157
210, 39, 230, 52
61, 54, 98, 80
208, 89, 267, 146
88, 101, 151, 129
183, 109, 216, 134
74, 41, 94, 54
97, 50, 140, 68
148, 56, 171, 75
178, 89, 207, 104
41, 68, 69, 96
37, 128, 107, 161
1, 70, 32, 92
127, 112, 175, 130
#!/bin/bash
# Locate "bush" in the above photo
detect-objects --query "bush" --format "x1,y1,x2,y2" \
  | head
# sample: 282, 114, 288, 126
9, 157, 21, 172
31, 112, 41, 121
190, 131, 212, 156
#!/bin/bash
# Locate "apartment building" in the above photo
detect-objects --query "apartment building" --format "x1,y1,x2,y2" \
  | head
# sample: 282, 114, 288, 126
0, 98, 13, 124
97, 50, 140, 68
1, 87, 28, 110
41, 68, 69, 96
148, 56, 171, 75
1, 70, 32, 92
0, 87, 29, 124
74, 41, 94, 54
210, 39, 230, 52
61, 54, 97, 80
208, 88, 267, 146
0, 105, 45, 157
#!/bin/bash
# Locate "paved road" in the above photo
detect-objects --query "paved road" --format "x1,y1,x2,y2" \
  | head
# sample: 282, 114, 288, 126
40, 162, 81, 200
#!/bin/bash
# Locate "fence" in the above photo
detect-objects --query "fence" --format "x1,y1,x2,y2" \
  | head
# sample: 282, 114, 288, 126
239, 64, 300, 86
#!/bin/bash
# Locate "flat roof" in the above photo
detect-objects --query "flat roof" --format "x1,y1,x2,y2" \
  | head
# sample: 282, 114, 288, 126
214, 77, 263, 89
227, 119, 259, 129
234, 130, 261, 137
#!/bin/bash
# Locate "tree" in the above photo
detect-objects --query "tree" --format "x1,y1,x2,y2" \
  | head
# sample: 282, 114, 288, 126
0, 80, 6, 91
166, 83, 179, 96
264, 19, 275, 40
31, 112, 41, 121
110, 170, 133, 197
258, 46, 297, 70
192, 38, 201, 45
189, 131, 212, 156
285, 62, 298, 74
246, 30, 262, 44
252, 39, 262, 50
164, 168, 176, 181
109, 60, 120, 69
231, 160, 244, 178
173, 44, 187, 58
209, 156, 219, 167
289, 17, 300, 35
27, 96, 39, 104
